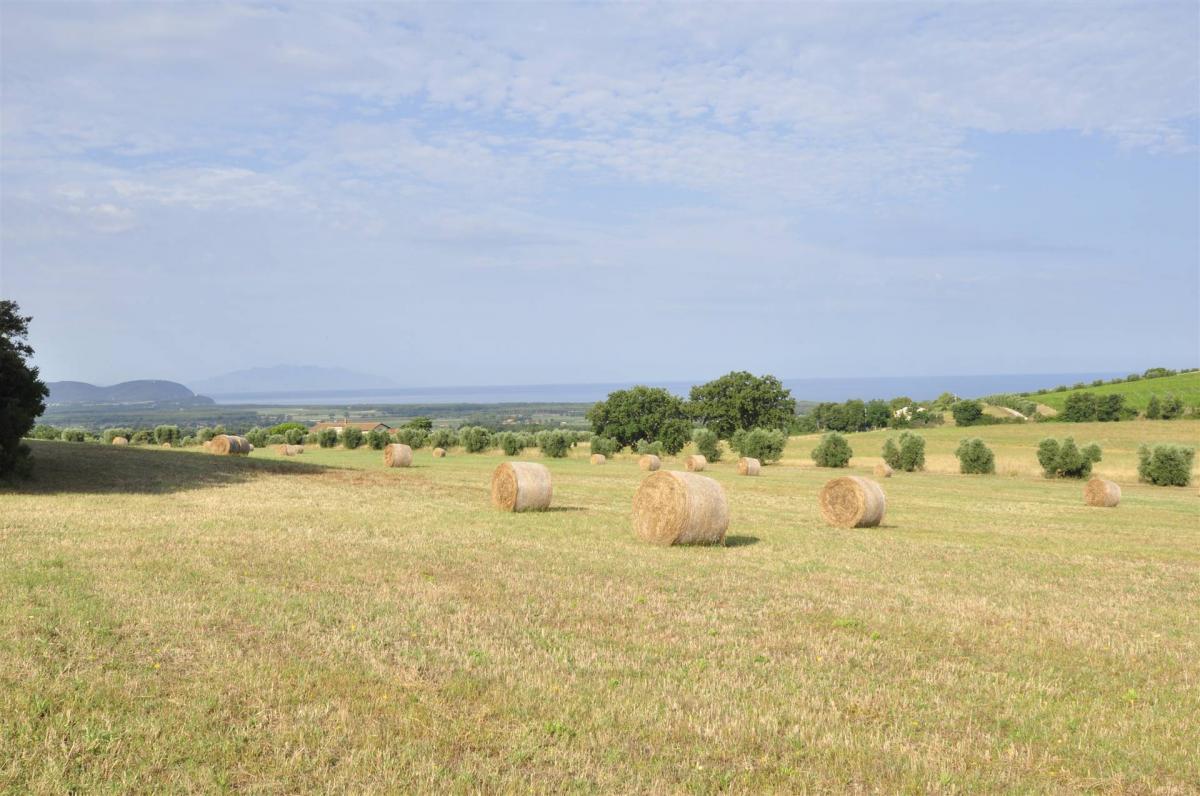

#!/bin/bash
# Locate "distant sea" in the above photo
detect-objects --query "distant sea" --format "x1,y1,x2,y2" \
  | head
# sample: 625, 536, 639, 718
207, 372, 1127, 406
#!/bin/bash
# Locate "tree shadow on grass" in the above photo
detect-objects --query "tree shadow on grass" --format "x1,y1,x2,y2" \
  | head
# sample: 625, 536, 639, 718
723, 535, 761, 547
4, 440, 333, 496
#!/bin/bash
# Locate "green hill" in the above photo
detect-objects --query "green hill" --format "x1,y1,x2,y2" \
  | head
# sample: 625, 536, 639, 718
1035, 371, 1200, 412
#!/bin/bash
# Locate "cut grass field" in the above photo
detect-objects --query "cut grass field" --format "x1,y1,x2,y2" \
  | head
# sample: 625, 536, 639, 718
2, 421, 1198, 793
1033, 370, 1200, 413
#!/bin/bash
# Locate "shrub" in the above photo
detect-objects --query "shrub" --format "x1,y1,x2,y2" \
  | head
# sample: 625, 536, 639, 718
284, 427, 305, 445
31, 424, 60, 440
318, 429, 338, 448
589, 436, 619, 457
951, 400, 984, 426
881, 438, 901, 469
267, 434, 285, 445
60, 428, 87, 442
429, 428, 458, 450
196, 427, 216, 443
304, 433, 319, 445
1062, 392, 1099, 422
1159, 394, 1185, 420
366, 429, 390, 450
394, 427, 428, 449
811, 432, 852, 468
636, 439, 664, 456
955, 438, 995, 474
537, 430, 570, 458
244, 427, 268, 448
1037, 437, 1102, 479
342, 427, 364, 449
730, 427, 787, 464
1146, 395, 1161, 419
154, 425, 182, 445
181, 435, 196, 446
1095, 394, 1131, 422
657, 419, 692, 456
1137, 444, 1194, 486
496, 432, 525, 456
460, 426, 492, 453
103, 427, 134, 444
268, 422, 308, 436
131, 429, 153, 444
691, 428, 722, 462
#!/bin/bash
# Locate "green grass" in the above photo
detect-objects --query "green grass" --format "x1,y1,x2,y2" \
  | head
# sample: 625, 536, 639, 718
2, 423, 1198, 792
1033, 371, 1200, 412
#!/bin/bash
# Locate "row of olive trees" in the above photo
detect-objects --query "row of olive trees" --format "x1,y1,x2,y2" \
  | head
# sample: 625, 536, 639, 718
807, 431, 1193, 486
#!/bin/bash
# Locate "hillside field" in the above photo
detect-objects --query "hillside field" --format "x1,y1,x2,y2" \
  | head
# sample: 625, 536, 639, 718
2, 421, 1198, 792
1033, 371, 1200, 413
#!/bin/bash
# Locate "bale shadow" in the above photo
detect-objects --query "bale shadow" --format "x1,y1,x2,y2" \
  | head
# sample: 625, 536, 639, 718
4, 440, 333, 496
541, 506, 588, 513
724, 535, 761, 547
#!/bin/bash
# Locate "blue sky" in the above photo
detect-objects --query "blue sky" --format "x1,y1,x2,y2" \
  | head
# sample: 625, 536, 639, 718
1, 2, 1197, 387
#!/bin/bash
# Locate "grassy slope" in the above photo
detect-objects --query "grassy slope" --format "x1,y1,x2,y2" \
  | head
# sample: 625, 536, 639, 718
2, 426, 1198, 792
1033, 371, 1200, 412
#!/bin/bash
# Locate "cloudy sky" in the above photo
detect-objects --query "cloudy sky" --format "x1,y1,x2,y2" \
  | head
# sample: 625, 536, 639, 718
2, 2, 1197, 387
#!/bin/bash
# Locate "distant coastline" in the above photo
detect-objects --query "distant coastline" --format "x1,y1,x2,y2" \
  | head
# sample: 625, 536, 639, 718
205, 372, 1128, 407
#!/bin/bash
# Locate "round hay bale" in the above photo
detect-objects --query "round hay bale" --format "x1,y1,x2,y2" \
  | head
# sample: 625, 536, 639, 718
638, 454, 661, 472
202, 440, 212, 450
819, 476, 886, 528
432, 447, 446, 458
384, 443, 413, 468
209, 435, 250, 455
737, 457, 761, 476
1084, 478, 1121, 508
684, 454, 707, 472
874, 462, 893, 478
632, 470, 729, 546
491, 461, 552, 512
111, 437, 128, 446
590, 453, 606, 465
278, 444, 304, 456
160, 442, 171, 448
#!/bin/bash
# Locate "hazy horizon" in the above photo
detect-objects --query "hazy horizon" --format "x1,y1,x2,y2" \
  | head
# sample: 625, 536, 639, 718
3, 2, 1198, 384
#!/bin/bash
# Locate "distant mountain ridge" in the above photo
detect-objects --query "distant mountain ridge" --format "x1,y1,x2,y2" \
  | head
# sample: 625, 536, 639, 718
47, 380, 214, 405
191, 365, 397, 396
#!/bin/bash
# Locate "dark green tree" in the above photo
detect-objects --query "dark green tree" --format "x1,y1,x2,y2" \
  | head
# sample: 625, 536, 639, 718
864, 399, 891, 430
0, 300, 49, 478
687, 371, 795, 439
951, 399, 985, 427
1062, 392, 1099, 422
1145, 395, 1161, 419
657, 418, 692, 456
1095, 394, 1127, 422
587, 386, 689, 448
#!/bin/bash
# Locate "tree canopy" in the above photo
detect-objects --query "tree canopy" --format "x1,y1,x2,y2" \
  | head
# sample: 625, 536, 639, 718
586, 386, 689, 447
687, 371, 795, 439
